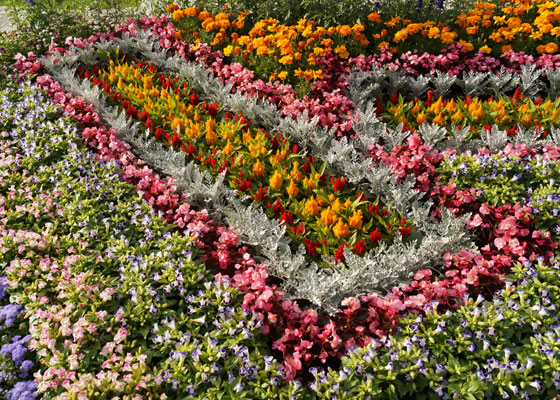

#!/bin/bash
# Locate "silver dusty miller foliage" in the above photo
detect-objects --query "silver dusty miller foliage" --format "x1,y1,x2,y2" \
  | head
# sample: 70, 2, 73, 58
42, 33, 481, 313
348, 63, 555, 101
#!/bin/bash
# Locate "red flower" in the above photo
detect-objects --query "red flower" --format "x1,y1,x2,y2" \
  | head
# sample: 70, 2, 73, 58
207, 101, 219, 117
279, 210, 293, 225
389, 91, 398, 105
155, 128, 164, 140
354, 238, 366, 255
334, 243, 347, 263
426, 90, 433, 106
186, 142, 196, 155
190, 91, 199, 106
331, 177, 346, 192
171, 133, 182, 148
239, 179, 252, 192
273, 198, 283, 214
369, 228, 381, 244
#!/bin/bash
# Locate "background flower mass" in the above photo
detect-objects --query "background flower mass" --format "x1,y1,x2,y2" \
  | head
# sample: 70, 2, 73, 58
1, 0, 560, 398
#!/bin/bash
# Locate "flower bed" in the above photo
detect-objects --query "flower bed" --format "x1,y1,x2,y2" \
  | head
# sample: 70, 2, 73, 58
2, 0, 560, 398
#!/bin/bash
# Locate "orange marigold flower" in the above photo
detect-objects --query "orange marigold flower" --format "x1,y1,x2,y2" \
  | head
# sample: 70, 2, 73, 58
184, 7, 198, 17
337, 25, 352, 36
166, 4, 179, 13
367, 12, 381, 23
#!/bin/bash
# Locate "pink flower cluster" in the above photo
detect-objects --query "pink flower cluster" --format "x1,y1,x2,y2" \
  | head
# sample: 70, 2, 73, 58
362, 44, 560, 76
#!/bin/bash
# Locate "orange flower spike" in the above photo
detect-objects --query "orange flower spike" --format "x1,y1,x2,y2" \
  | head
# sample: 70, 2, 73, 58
416, 111, 428, 125
304, 196, 320, 217
348, 209, 363, 230
332, 220, 350, 238
331, 198, 344, 213
286, 179, 299, 199
205, 118, 218, 145
252, 158, 265, 178
303, 175, 316, 191
269, 170, 283, 190
320, 207, 338, 227
290, 161, 302, 182
222, 140, 235, 156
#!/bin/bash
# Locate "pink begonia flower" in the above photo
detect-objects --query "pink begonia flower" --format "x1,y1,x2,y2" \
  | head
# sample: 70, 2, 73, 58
467, 213, 483, 228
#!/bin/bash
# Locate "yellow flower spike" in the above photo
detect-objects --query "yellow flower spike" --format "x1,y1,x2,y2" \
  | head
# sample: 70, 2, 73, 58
269, 170, 283, 190
205, 118, 218, 145
303, 176, 316, 191
286, 179, 299, 199
117, 78, 125, 90
348, 209, 363, 230
320, 207, 338, 227
410, 103, 421, 116
143, 76, 153, 90
290, 161, 302, 182
433, 114, 445, 126
304, 196, 320, 217
332, 220, 350, 239
445, 98, 457, 113
331, 198, 344, 213
416, 111, 428, 125
252, 159, 265, 178
222, 140, 235, 156
193, 110, 201, 122
344, 199, 352, 208
149, 88, 160, 98
451, 109, 464, 122
431, 97, 444, 115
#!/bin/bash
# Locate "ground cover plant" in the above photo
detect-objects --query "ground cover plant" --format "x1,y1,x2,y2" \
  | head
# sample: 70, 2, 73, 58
1, 0, 560, 398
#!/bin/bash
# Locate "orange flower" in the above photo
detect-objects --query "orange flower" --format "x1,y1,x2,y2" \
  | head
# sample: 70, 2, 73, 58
304, 196, 320, 217
367, 12, 381, 23
320, 207, 338, 226
286, 179, 299, 198
348, 210, 363, 230
252, 159, 265, 178
269, 170, 283, 190
332, 220, 350, 238
166, 4, 179, 13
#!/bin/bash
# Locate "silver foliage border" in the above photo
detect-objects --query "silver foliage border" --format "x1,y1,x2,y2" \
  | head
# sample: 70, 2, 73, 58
41, 31, 479, 313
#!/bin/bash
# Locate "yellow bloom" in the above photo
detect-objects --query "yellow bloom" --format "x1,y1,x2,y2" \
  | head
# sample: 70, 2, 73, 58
334, 45, 349, 59
451, 109, 464, 122
143, 76, 153, 90
348, 210, 363, 229
222, 140, 235, 156
332, 220, 350, 238
223, 45, 234, 56
278, 71, 288, 80
290, 161, 302, 182
445, 98, 457, 113
417, 111, 428, 125
479, 45, 492, 54
269, 170, 283, 190
303, 176, 316, 191
279, 55, 294, 64
252, 159, 265, 178
304, 196, 320, 217
331, 198, 344, 213
286, 179, 299, 198
320, 207, 338, 227
205, 118, 217, 145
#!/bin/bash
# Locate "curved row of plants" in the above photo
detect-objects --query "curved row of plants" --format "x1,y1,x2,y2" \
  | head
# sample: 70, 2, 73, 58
1, 79, 560, 399
1, 0, 560, 398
